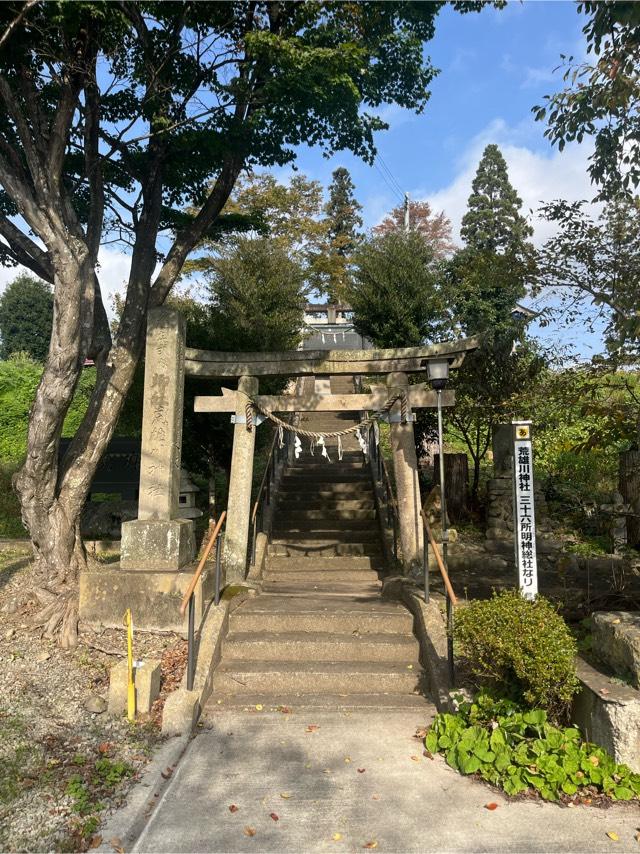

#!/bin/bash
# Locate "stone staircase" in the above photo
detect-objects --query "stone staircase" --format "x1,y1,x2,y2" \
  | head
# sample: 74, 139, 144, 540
206, 383, 433, 713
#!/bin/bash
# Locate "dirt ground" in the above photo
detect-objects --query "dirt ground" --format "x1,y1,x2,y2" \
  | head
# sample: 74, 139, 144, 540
0, 547, 187, 853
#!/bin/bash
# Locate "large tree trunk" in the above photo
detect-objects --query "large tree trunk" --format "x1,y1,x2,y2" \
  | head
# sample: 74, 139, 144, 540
434, 452, 469, 523
12, 245, 144, 646
619, 449, 640, 549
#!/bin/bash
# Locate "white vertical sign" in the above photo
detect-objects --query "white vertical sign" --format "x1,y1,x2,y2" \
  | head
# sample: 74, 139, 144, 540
513, 421, 538, 599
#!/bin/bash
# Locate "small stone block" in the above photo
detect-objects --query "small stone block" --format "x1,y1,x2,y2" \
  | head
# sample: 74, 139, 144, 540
120, 518, 195, 571
108, 659, 161, 716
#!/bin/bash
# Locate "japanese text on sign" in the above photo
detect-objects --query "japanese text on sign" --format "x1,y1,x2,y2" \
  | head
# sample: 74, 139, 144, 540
513, 432, 538, 598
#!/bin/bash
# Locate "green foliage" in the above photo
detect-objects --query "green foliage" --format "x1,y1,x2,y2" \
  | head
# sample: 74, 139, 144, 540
0, 357, 96, 463
347, 231, 445, 347
524, 366, 637, 518
186, 172, 328, 293
455, 590, 579, 718
322, 167, 363, 301
537, 198, 640, 357
460, 144, 533, 255
0, 274, 53, 362
533, 2, 640, 199
205, 237, 306, 352
441, 144, 538, 499
65, 775, 99, 816
426, 692, 640, 802
93, 758, 133, 788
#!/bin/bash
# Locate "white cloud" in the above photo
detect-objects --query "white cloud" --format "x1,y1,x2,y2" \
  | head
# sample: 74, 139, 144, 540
416, 118, 596, 246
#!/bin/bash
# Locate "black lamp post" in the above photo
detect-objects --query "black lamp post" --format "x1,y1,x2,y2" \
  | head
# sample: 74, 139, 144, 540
425, 358, 454, 687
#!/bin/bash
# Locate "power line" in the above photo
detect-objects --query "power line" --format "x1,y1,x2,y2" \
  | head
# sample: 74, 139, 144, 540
372, 159, 405, 205
375, 153, 405, 198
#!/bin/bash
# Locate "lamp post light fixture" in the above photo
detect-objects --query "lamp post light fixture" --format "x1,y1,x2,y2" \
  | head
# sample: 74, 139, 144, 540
424, 358, 454, 687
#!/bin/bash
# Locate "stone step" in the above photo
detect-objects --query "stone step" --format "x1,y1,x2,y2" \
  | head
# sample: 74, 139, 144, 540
282, 471, 371, 482
264, 570, 380, 585
272, 519, 375, 533
212, 660, 424, 695
280, 508, 376, 521
266, 556, 382, 571
261, 581, 382, 595
202, 693, 436, 716
278, 483, 373, 497
271, 530, 380, 543
231, 596, 414, 634
222, 631, 417, 662
277, 497, 375, 510
271, 530, 379, 548
268, 542, 382, 557
265, 562, 381, 576
286, 462, 366, 473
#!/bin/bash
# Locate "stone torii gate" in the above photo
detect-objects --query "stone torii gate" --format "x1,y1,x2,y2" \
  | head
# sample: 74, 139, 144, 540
107, 307, 476, 630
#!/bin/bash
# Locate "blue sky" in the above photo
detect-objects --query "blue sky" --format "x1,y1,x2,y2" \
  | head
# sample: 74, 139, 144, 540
276, 1, 600, 358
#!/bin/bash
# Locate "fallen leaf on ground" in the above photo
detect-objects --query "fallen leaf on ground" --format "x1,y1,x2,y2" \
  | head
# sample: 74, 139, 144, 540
270, 813, 279, 822
332, 833, 343, 841
633, 831, 640, 843
89, 836, 102, 849
278, 705, 292, 714
160, 767, 173, 780
424, 750, 433, 759
485, 803, 499, 811
255, 704, 263, 711
414, 728, 428, 740
229, 805, 239, 813
244, 827, 256, 837
306, 724, 320, 732
371, 794, 381, 800
407, 664, 413, 669
344, 757, 351, 763
280, 792, 292, 799
600, 688, 610, 695
98, 742, 112, 754
607, 832, 619, 842
363, 842, 378, 849
410, 755, 420, 762
109, 839, 122, 849
357, 768, 366, 773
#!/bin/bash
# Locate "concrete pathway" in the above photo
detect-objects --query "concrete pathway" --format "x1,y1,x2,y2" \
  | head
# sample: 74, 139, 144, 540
116, 710, 640, 853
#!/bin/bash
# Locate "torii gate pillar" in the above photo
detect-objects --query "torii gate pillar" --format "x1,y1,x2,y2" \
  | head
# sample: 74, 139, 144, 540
223, 375, 259, 585
387, 371, 424, 571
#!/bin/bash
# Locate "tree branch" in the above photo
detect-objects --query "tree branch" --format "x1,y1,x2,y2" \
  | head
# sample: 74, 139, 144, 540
0, 214, 52, 281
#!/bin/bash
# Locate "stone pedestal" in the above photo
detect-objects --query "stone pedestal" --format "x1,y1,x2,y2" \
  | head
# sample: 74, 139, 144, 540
120, 518, 195, 571
79, 561, 213, 633
387, 372, 423, 570
223, 375, 258, 585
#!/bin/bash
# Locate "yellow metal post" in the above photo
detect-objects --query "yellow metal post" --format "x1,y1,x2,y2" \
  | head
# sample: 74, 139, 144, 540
124, 609, 135, 721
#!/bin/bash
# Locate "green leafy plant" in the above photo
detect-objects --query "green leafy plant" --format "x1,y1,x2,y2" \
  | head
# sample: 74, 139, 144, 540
65, 775, 100, 817
455, 590, 579, 719
426, 693, 640, 802
93, 758, 133, 788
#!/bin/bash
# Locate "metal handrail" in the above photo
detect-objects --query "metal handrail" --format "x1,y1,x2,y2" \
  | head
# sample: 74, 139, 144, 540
249, 426, 290, 566
420, 509, 458, 606
420, 508, 456, 687
368, 425, 399, 560
180, 510, 226, 691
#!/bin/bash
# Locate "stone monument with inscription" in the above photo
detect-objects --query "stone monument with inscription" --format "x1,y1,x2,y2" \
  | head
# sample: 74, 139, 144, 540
120, 308, 196, 570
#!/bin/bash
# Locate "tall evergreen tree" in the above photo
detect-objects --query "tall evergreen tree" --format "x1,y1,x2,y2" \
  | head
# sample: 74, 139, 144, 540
461, 144, 533, 254
0, 274, 53, 362
322, 167, 363, 302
